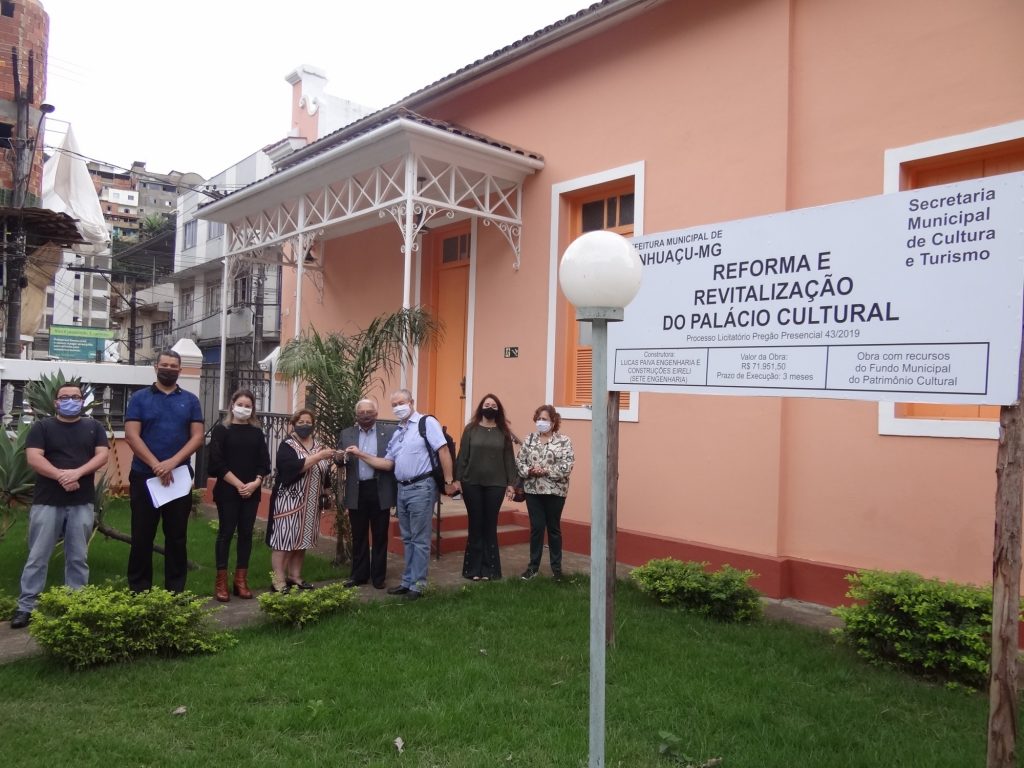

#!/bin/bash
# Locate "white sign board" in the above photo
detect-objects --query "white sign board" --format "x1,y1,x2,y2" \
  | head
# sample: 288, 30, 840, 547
609, 172, 1024, 404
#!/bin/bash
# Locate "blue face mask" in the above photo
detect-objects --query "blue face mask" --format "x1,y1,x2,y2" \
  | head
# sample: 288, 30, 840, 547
57, 399, 83, 418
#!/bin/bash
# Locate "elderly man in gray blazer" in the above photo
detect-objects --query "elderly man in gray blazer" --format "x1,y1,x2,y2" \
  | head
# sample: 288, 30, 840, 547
337, 399, 397, 588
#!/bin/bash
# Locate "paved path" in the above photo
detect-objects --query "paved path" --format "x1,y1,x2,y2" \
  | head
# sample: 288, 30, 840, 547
0, 535, 839, 666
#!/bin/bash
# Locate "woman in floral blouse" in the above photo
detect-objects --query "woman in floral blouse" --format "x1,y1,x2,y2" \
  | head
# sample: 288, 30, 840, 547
515, 405, 575, 580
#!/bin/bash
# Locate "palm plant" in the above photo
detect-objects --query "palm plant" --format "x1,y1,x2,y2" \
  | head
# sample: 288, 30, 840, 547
277, 307, 442, 446
139, 213, 172, 239
276, 307, 442, 564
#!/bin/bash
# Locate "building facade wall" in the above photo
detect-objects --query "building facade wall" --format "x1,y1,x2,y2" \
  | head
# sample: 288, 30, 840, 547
273, 0, 1024, 600
0, 0, 49, 204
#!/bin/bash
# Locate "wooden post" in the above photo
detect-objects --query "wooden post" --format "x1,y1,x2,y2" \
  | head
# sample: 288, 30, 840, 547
606, 391, 620, 647
987, 333, 1024, 768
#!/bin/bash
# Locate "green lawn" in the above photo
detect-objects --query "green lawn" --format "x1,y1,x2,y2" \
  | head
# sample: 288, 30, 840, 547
0, 572, 994, 767
0, 498, 339, 598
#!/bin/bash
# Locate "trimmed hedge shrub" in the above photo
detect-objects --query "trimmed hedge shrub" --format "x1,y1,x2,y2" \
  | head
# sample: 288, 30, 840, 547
29, 585, 236, 669
631, 558, 762, 623
833, 570, 1008, 689
258, 582, 358, 628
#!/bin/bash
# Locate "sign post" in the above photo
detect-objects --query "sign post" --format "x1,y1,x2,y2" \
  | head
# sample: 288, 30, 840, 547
607, 172, 1024, 767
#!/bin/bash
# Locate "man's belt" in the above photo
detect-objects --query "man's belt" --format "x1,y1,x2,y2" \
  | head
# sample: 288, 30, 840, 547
398, 471, 432, 486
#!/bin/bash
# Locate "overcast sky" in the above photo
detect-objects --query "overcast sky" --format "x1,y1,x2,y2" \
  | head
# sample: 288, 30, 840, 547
40, 0, 590, 179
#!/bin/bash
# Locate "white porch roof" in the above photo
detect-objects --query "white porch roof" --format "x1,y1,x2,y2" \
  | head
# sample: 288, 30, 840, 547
199, 110, 545, 271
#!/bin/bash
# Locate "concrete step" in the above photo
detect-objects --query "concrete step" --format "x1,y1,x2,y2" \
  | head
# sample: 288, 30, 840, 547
388, 505, 531, 557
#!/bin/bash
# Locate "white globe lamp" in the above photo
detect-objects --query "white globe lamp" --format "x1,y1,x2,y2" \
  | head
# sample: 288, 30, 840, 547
559, 230, 642, 317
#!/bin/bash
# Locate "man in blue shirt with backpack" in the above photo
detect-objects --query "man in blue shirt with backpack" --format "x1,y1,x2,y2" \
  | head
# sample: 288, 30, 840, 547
346, 388, 454, 600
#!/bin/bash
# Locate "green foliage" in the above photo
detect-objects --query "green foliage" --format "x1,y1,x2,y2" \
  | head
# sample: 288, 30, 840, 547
276, 307, 441, 446
0, 422, 35, 540
833, 569, 1002, 689
190, 488, 204, 515
28, 585, 236, 669
631, 557, 762, 623
0, 579, 997, 766
139, 213, 173, 238
657, 731, 723, 766
22, 370, 96, 418
257, 582, 358, 628
0, 590, 16, 621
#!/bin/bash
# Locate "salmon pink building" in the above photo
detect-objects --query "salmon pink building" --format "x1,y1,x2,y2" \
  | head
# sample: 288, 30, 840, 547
200, 0, 1024, 604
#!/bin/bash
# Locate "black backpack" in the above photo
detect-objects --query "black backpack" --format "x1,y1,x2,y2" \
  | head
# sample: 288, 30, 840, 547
418, 415, 457, 490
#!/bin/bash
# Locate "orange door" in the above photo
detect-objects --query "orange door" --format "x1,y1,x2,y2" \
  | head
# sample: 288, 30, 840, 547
431, 229, 470, 439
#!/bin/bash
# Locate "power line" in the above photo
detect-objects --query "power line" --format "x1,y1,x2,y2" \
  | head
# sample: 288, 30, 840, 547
44, 145, 219, 199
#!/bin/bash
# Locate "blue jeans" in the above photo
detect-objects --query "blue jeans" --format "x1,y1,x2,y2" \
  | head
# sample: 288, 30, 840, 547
395, 478, 436, 593
17, 503, 94, 613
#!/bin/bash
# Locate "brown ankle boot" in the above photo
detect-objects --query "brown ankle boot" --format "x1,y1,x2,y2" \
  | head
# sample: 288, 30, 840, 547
214, 569, 230, 602
233, 568, 253, 599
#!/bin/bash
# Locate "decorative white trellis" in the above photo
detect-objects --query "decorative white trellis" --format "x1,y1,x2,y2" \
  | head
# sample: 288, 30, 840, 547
225, 151, 529, 269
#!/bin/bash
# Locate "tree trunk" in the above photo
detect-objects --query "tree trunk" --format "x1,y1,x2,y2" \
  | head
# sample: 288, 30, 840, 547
987, 336, 1024, 768
94, 520, 201, 571
333, 470, 352, 567
606, 391, 620, 647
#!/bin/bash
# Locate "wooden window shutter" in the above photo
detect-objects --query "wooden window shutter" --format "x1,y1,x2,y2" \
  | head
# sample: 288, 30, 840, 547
896, 141, 1024, 422
573, 346, 593, 404
572, 345, 630, 408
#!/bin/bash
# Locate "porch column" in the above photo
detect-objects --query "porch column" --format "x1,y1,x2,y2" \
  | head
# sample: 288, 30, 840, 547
218, 256, 230, 413
401, 158, 415, 390
293, 235, 305, 410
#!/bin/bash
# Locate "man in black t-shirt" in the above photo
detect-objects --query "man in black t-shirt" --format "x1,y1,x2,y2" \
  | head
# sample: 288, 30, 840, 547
9, 383, 109, 629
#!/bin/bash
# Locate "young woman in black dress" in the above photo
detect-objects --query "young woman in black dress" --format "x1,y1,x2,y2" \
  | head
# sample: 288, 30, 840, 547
207, 389, 271, 601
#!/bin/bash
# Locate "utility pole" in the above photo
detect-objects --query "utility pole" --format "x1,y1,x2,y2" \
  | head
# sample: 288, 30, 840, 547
129, 275, 138, 365
4, 49, 32, 358
65, 265, 139, 364
252, 264, 264, 369
3, 47, 53, 359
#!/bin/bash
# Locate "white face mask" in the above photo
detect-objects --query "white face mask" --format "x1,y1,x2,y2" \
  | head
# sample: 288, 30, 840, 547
535, 419, 552, 434
393, 403, 412, 420
232, 405, 253, 420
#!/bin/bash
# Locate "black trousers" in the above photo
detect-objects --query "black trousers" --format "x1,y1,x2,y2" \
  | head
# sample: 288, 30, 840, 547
214, 491, 261, 570
461, 483, 504, 579
349, 479, 390, 585
525, 493, 566, 572
127, 471, 191, 593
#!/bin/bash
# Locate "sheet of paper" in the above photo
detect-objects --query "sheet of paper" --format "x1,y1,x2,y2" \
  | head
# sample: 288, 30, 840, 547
145, 465, 193, 508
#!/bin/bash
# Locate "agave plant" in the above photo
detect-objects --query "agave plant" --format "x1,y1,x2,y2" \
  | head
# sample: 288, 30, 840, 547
0, 371, 98, 542
0, 422, 35, 540
23, 371, 96, 418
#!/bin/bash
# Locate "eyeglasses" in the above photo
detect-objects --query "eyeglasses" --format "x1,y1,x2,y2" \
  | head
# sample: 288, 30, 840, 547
57, 395, 84, 402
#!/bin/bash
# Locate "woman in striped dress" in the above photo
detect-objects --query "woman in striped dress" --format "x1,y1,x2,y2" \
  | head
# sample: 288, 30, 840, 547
267, 409, 336, 592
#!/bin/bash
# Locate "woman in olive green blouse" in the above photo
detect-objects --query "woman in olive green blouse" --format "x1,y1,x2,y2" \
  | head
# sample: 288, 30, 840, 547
454, 393, 518, 580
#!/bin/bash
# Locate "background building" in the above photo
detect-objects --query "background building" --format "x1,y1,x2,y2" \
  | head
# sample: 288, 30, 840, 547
176, 64, 374, 419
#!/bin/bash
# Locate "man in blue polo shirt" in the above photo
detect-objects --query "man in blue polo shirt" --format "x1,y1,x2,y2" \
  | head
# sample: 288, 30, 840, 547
346, 389, 454, 600
124, 350, 205, 593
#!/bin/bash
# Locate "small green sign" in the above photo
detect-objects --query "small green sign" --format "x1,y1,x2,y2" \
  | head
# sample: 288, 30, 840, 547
49, 324, 114, 361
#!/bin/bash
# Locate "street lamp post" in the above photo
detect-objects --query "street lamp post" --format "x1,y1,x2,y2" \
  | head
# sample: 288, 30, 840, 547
559, 230, 642, 768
